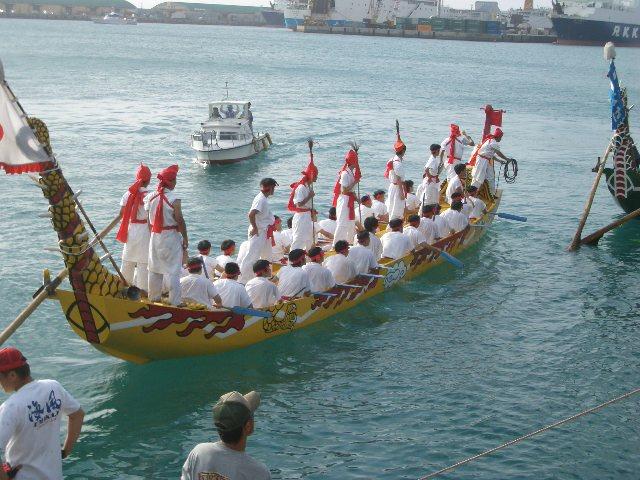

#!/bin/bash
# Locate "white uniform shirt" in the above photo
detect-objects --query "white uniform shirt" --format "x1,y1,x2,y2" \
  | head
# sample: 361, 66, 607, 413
180, 273, 219, 308
145, 189, 182, 275
405, 193, 420, 212
303, 262, 336, 292
181, 441, 271, 480
478, 138, 501, 159
441, 209, 469, 233
387, 157, 404, 184
404, 225, 427, 249
277, 265, 311, 298
419, 217, 437, 245
348, 245, 378, 275
380, 231, 413, 260
442, 135, 472, 179
199, 254, 217, 280
272, 230, 292, 261
367, 233, 383, 260
317, 219, 336, 241
467, 197, 487, 219
372, 199, 388, 219
324, 254, 357, 284
357, 204, 375, 221
245, 276, 278, 309
119, 187, 150, 263
0, 380, 81, 480
424, 154, 441, 178
446, 176, 464, 204
215, 254, 234, 271
293, 184, 311, 210
250, 192, 275, 232
213, 278, 252, 308
434, 214, 450, 239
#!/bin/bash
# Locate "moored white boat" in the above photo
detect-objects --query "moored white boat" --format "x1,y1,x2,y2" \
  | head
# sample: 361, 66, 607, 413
190, 101, 272, 166
93, 12, 138, 25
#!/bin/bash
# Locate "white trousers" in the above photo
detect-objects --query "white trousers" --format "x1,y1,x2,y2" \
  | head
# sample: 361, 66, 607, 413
291, 212, 314, 251
239, 230, 272, 283
471, 159, 496, 194
121, 260, 148, 291
148, 271, 181, 305
386, 183, 405, 220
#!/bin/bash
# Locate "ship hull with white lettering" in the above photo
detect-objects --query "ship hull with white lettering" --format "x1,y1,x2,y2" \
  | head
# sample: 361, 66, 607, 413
552, 16, 640, 46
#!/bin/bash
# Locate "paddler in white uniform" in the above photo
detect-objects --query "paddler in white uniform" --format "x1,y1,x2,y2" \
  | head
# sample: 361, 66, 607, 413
288, 156, 318, 251
470, 128, 511, 194
332, 148, 361, 244
145, 164, 188, 305
116, 163, 152, 292
384, 133, 407, 221
416, 144, 442, 208
440, 124, 474, 180
240, 177, 278, 282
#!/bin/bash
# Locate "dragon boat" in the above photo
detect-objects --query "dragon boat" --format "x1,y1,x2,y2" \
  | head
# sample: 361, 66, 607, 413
1, 61, 508, 364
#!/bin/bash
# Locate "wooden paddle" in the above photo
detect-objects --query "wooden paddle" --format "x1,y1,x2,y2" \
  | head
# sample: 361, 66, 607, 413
418, 243, 464, 269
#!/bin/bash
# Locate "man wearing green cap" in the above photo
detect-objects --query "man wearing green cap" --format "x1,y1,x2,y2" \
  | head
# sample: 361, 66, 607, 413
181, 390, 270, 480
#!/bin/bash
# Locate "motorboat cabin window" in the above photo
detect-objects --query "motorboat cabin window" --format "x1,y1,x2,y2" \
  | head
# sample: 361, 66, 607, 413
210, 107, 222, 119
219, 131, 239, 140
220, 104, 240, 118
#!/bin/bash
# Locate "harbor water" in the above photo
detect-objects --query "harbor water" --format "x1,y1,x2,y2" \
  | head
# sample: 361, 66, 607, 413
0, 19, 639, 479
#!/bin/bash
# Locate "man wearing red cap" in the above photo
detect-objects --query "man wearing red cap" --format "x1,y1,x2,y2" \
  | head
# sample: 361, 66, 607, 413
288, 156, 318, 251
0, 347, 84, 480
332, 149, 361, 244
116, 163, 152, 291
144, 164, 188, 305
440, 124, 475, 181
470, 128, 511, 194
385, 138, 407, 221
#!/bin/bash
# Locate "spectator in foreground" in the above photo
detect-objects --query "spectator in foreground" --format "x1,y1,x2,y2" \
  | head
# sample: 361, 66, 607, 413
181, 390, 270, 480
0, 347, 84, 480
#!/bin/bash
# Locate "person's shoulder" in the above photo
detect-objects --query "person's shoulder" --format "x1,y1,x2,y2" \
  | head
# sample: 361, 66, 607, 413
241, 453, 271, 479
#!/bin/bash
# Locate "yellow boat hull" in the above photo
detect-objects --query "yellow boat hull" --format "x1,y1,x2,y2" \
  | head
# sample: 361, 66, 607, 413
54, 192, 501, 363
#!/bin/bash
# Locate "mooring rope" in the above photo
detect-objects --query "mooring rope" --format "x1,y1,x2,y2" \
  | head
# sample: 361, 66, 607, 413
419, 387, 640, 480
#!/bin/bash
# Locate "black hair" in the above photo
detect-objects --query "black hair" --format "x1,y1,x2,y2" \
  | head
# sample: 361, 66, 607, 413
363, 216, 379, 232
197, 240, 211, 251
408, 214, 421, 224
430, 143, 441, 152
467, 185, 478, 193
403, 180, 414, 189
218, 425, 245, 444
289, 248, 306, 263
389, 218, 403, 229
454, 163, 466, 175
287, 216, 293, 228
4, 364, 31, 380
451, 201, 464, 211
334, 240, 349, 252
225, 262, 240, 275
328, 207, 337, 219
274, 214, 280, 220
260, 177, 278, 188
373, 189, 385, 197
451, 191, 464, 199
307, 246, 323, 257
253, 259, 270, 273
361, 195, 370, 203
356, 231, 370, 243
422, 204, 435, 214
220, 239, 235, 250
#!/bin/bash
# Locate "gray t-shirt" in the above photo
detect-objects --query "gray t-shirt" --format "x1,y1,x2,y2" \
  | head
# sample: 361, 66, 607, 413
181, 441, 271, 480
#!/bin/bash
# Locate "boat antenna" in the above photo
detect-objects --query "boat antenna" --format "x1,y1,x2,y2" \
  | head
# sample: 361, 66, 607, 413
225, 81, 229, 100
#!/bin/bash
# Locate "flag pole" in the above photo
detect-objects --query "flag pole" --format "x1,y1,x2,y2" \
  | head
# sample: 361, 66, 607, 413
308, 138, 316, 246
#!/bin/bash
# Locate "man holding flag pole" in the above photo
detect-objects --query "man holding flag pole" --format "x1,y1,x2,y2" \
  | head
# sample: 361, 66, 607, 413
288, 140, 319, 251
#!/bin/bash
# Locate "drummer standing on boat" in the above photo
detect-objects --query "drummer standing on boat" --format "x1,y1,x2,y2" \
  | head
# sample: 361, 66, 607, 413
240, 178, 278, 282
288, 156, 318, 251
440, 124, 474, 180
385, 135, 407, 221
332, 148, 361, 244
145, 164, 188, 306
116, 163, 152, 292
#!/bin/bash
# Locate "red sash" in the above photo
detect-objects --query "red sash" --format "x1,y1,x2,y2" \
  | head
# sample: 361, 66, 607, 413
150, 189, 175, 234
116, 183, 147, 243
266, 223, 276, 246
447, 136, 461, 164
287, 182, 310, 213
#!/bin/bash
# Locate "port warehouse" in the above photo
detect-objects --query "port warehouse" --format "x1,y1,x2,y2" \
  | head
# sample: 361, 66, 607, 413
0, 0, 284, 26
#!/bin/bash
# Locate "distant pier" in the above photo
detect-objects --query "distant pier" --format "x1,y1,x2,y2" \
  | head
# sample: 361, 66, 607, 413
295, 25, 557, 44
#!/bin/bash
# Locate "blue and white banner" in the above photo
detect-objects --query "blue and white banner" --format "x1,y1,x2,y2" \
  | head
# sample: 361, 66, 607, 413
607, 60, 627, 131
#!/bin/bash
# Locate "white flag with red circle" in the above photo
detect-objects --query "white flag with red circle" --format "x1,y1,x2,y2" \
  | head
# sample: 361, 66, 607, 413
0, 77, 52, 175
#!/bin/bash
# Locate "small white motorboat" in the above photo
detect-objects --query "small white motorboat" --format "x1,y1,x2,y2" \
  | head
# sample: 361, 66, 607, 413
93, 12, 138, 25
190, 101, 272, 166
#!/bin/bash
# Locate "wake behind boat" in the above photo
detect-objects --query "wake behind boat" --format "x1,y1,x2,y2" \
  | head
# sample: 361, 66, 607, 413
190, 101, 272, 166
93, 12, 138, 25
